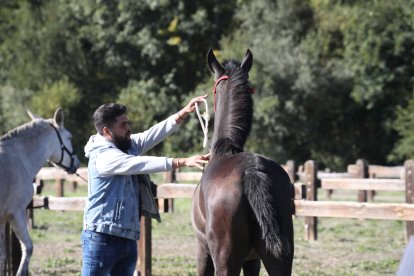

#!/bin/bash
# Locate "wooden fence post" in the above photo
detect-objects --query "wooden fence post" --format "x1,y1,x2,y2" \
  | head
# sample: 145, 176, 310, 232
285, 160, 297, 183
304, 160, 318, 241
34, 179, 44, 195
160, 171, 176, 213
71, 181, 78, 192
137, 216, 152, 276
404, 160, 414, 239
356, 159, 369, 202
324, 168, 333, 200
56, 178, 64, 197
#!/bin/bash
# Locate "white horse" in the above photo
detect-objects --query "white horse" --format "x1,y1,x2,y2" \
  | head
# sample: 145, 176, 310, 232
0, 108, 80, 275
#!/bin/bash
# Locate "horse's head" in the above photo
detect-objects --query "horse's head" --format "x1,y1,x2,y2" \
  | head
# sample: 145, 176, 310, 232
28, 108, 80, 174
206, 49, 254, 157
207, 49, 253, 112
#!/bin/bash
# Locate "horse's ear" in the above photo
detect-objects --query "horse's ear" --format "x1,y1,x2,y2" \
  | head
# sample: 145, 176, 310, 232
207, 48, 225, 79
53, 107, 64, 127
240, 49, 253, 73
27, 110, 42, 120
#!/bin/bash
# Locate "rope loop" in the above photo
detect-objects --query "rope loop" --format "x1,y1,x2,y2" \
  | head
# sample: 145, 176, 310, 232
195, 99, 210, 149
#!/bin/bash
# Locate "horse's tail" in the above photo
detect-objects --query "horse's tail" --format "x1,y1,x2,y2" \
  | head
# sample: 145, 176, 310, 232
243, 159, 290, 258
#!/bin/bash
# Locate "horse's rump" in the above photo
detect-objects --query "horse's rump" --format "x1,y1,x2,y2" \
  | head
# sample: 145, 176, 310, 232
201, 152, 293, 259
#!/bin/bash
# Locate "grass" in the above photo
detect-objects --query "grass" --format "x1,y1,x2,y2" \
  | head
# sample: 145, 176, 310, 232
26, 181, 408, 275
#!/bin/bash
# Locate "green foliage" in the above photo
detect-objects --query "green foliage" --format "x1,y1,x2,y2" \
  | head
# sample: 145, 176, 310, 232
1, 0, 414, 168
341, 1, 414, 106
117, 78, 179, 155
220, 0, 414, 169
390, 93, 414, 161
0, 0, 239, 161
118, 79, 176, 132
0, 85, 33, 134
315, 0, 414, 166
30, 78, 80, 118
29, 78, 84, 156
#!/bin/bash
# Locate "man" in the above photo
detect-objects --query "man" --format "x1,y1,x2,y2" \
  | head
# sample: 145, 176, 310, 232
81, 95, 209, 275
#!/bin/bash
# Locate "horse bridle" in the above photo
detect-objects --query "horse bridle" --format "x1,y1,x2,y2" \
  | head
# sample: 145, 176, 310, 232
48, 123, 77, 173
212, 75, 255, 112
213, 75, 229, 112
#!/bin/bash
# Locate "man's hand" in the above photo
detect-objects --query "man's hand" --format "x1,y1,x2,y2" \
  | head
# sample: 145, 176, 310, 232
173, 153, 210, 170
175, 94, 208, 123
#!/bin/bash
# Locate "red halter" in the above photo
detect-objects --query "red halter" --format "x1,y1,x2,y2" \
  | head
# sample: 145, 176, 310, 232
212, 75, 256, 112
213, 75, 229, 112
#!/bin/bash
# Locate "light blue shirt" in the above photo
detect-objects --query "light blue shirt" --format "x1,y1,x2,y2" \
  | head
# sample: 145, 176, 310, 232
83, 115, 179, 240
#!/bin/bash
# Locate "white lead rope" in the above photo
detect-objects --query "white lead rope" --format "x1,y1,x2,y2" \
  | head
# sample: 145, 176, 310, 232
49, 161, 88, 182
195, 99, 210, 149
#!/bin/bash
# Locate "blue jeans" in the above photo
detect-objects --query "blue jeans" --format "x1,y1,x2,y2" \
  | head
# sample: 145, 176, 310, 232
81, 229, 137, 276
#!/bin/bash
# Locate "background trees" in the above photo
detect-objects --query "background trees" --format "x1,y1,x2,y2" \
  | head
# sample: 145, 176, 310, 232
1, 0, 413, 170
220, 0, 414, 169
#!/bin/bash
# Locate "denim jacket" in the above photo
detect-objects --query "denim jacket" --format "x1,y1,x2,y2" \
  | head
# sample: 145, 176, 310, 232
83, 115, 179, 240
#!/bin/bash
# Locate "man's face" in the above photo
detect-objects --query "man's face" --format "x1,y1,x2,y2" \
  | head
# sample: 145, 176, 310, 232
108, 114, 131, 153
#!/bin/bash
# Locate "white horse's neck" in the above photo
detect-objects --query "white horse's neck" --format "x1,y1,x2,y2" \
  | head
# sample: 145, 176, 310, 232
27, 122, 57, 177
3, 120, 57, 179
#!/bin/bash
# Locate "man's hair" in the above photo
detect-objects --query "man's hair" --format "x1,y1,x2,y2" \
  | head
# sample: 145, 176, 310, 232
93, 103, 127, 135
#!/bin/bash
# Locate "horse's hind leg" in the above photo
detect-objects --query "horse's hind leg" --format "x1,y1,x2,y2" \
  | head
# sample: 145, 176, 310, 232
208, 222, 247, 276
196, 241, 214, 276
257, 243, 293, 276
0, 223, 6, 274
242, 259, 261, 276
9, 209, 33, 276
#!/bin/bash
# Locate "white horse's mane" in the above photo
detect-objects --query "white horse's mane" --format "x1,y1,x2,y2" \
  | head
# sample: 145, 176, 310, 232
0, 119, 52, 141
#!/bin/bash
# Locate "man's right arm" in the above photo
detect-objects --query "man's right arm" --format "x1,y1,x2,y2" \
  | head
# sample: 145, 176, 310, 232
95, 148, 174, 176
96, 148, 210, 176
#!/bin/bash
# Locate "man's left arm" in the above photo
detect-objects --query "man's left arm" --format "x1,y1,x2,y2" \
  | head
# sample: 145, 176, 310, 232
130, 115, 179, 155
132, 94, 208, 154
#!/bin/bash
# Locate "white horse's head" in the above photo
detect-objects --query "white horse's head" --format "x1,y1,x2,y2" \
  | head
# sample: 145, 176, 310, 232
27, 108, 80, 174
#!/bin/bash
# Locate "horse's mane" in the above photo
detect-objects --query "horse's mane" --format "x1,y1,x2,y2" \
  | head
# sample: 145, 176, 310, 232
212, 60, 253, 157
0, 120, 51, 141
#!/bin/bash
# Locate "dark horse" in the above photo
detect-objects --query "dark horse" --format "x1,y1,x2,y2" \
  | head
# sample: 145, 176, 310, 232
191, 49, 294, 276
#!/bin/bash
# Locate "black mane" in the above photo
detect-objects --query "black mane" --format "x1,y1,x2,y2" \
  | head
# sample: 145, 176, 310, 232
211, 60, 253, 157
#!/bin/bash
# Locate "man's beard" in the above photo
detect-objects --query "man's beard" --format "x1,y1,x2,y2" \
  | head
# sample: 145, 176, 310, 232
112, 133, 131, 153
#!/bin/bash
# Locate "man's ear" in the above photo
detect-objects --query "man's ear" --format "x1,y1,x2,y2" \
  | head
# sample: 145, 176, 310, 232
102, 126, 112, 138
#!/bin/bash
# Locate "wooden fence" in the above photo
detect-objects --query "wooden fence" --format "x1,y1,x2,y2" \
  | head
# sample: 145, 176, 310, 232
5, 160, 414, 276
293, 159, 413, 240
33, 167, 88, 197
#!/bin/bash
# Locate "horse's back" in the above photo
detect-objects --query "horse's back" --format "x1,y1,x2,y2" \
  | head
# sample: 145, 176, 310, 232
201, 151, 291, 201
203, 152, 291, 190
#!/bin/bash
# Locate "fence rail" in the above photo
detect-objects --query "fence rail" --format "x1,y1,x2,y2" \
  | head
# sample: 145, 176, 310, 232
321, 178, 405, 191
294, 200, 414, 220
30, 184, 414, 222
35, 167, 88, 183
7, 159, 412, 276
